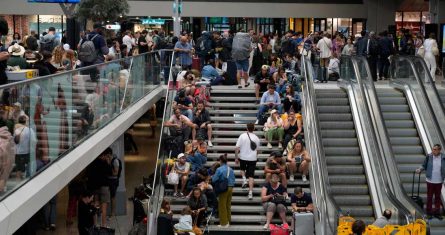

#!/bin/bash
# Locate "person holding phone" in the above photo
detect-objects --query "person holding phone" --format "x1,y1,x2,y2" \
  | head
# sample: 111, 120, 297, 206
261, 173, 288, 230
287, 140, 310, 182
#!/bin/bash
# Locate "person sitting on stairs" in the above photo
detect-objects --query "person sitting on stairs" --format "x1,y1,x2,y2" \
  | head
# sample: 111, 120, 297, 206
263, 109, 284, 149
286, 140, 310, 182
256, 84, 282, 125
261, 173, 289, 230
265, 151, 287, 188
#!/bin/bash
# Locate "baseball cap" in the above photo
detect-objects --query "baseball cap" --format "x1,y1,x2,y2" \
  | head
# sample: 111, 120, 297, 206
177, 153, 186, 159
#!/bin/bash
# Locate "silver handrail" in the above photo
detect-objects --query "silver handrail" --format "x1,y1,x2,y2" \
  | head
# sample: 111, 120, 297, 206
301, 55, 339, 235
348, 55, 415, 224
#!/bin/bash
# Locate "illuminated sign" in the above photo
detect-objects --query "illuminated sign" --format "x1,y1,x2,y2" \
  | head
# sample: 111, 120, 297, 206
141, 19, 166, 25
106, 25, 121, 30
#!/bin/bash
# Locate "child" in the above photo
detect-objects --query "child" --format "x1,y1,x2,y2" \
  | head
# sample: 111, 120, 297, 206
174, 206, 193, 232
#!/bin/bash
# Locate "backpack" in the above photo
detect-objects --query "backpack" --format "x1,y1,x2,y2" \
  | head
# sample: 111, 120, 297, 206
40, 36, 55, 52
111, 156, 122, 179
154, 36, 167, 50
78, 34, 99, 63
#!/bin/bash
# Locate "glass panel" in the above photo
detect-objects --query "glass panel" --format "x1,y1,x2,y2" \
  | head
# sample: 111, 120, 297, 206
0, 50, 171, 200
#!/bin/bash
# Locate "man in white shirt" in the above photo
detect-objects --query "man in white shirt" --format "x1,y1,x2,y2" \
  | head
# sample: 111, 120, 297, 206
316, 33, 332, 83
416, 144, 445, 220
235, 123, 261, 200
122, 30, 135, 55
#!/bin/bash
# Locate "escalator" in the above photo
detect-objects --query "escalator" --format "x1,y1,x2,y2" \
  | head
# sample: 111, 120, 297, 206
316, 88, 375, 224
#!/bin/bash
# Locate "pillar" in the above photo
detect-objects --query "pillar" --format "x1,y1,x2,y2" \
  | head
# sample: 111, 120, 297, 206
366, 0, 397, 33
110, 135, 127, 215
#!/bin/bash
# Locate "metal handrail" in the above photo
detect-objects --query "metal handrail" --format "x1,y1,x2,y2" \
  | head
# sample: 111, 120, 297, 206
302, 55, 339, 235
348, 55, 415, 224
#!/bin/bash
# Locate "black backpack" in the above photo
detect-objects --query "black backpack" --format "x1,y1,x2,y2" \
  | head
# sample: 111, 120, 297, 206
155, 36, 167, 50
111, 156, 122, 179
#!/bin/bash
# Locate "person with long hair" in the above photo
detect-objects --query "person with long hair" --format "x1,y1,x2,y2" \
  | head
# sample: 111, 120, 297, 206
423, 33, 439, 80
287, 140, 311, 182
187, 187, 207, 227
211, 154, 235, 228
282, 85, 301, 114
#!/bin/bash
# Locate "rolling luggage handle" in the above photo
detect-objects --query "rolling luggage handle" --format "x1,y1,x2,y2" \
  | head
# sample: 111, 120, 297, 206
412, 171, 421, 198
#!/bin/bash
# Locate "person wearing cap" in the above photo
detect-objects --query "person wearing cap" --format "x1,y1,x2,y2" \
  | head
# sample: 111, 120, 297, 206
173, 90, 194, 121
173, 153, 191, 198
7, 43, 28, 69
254, 65, 273, 101
264, 151, 287, 188
256, 84, 282, 124
264, 109, 285, 149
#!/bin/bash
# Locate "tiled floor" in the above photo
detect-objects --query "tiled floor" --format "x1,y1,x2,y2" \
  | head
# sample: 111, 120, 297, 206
36, 122, 160, 235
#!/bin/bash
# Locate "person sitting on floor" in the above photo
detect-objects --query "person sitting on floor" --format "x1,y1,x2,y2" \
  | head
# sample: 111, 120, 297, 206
264, 151, 287, 187
254, 65, 274, 102
263, 109, 285, 149
256, 84, 282, 125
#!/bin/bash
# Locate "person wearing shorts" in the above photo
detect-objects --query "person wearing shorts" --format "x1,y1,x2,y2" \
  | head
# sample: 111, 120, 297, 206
235, 123, 260, 200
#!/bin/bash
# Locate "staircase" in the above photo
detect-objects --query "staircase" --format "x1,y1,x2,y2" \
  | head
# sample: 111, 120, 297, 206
165, 85, 310, 235
315, 88, 375, 224
377, 88, 445, 234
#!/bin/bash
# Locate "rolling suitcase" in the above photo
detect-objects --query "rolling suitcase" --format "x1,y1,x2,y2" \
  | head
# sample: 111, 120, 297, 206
225, 60, 238, 85
192, 56, 201, 71
411, 171, 424, 209
293, 212, 314, 235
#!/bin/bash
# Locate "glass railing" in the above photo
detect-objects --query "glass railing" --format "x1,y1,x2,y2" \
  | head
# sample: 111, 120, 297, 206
0, 50, 173, 200
301, 55, 338, 235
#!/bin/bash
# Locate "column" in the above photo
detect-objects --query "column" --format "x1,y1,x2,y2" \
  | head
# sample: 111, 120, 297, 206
366, 0, 396, 33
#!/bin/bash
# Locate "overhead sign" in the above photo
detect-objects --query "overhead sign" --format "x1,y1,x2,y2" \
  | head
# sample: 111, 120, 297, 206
141, 19, 165, 25
106, 25, 121, 30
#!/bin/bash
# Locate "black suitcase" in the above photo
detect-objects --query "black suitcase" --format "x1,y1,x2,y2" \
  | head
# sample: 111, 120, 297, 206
411, 171, 424, 209
224, 60, 237, 85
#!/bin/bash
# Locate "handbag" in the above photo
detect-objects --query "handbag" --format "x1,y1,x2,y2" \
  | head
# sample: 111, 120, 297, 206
246, 132, 257, 151
214, 166, 230, 194
167, 168, 179, 185
417, 46, 425, 57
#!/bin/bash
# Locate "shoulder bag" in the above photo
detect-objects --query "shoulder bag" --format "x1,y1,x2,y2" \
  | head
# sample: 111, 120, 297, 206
167, 164, 179, 185
246, 132, 257, 151
214, 166, 231, 194
14, 127, 25, 144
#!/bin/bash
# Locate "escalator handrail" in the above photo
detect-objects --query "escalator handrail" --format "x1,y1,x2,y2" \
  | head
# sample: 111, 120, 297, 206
302, 55, 339, 235
146, 51, 177, 235
406, 56, 445, 143
349, 55, 416, 224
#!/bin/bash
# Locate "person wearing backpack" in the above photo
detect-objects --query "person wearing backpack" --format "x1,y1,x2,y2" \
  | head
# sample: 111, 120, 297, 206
107, 148, 122, 217
79, 23, 109, 82
40, 27, 59, 53
211, 154, 235, 228
79, 23, 109, 66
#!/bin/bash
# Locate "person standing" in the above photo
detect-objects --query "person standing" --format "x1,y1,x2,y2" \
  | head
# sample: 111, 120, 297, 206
14, 115, 36, 180
235, 123, 260, 200
232, 30, 252, 89
423, 33, 439, 80
77, 190, 96, 235
212, 154, 235, 228
138, 30, 150, 54
416, 144, 445, 219
378, 31, 394, 80
174, 35, 193, 70
316, 33, 332, 83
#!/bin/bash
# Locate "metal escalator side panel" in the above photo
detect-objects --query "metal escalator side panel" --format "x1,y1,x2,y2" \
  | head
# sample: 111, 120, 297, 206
301, 55, 337, 235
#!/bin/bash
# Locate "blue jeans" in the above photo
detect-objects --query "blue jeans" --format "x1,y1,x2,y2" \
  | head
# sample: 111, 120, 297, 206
211, 76, 225, 86
181, 109, 194, 121
257, 104, 283, 119
43, 196, 57, 226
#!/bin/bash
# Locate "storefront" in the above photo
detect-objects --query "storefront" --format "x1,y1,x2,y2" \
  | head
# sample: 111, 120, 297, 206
395, 11, 430, 34
309, 18, 365, 38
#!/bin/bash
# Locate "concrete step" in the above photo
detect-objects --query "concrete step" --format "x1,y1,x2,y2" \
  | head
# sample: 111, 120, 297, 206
212, 116, 257, 122
211, 103, 258, 109
213, 130, 264, 137
210, 110, 258, 115
212, 123, 263, 129
210, 97, 258, 102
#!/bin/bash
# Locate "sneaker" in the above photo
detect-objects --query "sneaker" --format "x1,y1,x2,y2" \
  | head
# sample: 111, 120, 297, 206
238, 85, 242, 89
302, 175, 308, 182
314, 80, 320, 83
278, 143, 283, 149
217, 224, 230, 228
242, 181, 248, 189
248, 191, 253, 200
208, 140, 213, 147
255, 120, 259, 125
283, 150, 287, 155
245, 82, 250, 87
267, 143, 272, 149
263, 224, 270, 230
173, 192, 179, 197
179, 192, 185, 198
290, 175, 295, 182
